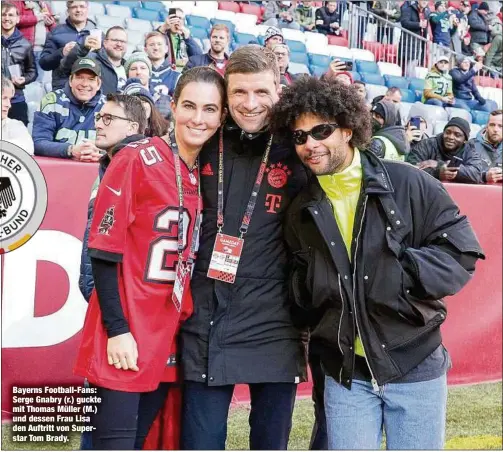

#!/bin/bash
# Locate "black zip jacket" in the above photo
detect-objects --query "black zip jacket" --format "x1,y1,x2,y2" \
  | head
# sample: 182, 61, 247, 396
407, 134, 484, 184
285, 151, 484, 388
180, 123, 308, 385
315, 6, 342, 34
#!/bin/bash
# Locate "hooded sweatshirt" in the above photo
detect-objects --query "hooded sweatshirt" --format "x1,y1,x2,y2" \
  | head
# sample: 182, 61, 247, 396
370, 100, 410, 161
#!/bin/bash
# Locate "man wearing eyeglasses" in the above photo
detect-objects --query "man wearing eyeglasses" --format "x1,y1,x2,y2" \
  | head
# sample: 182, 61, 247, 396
60, 26, 128, 94
33, 57, 105, 160
271, 77, 485, 449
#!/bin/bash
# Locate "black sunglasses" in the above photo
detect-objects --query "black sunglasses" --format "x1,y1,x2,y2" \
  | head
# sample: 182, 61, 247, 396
292, 123, 340, 145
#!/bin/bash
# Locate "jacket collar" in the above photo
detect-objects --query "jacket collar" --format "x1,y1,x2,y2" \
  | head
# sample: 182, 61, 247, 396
96, 47, 125, 70
301, 149, 395, 207
2, 28, 23, 44
207, 51, 230, 62
224, 117, 270, 141
65, 18, 96, 32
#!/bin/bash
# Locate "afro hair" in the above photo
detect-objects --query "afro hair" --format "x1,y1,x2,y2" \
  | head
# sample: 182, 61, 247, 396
270, 76, 372, 150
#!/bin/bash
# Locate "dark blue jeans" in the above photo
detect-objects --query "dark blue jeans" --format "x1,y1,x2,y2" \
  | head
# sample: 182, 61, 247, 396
181, 381, 297, 450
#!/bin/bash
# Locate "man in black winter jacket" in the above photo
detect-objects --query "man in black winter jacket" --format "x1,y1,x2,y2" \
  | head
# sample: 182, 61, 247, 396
315, 1, 342, 35
179, 45, 307, 451
468, 2, 490, 54
60, 26, 128, 94
407, 117, 484, 184
1, 2, 36, 125
271, 76, 485, 450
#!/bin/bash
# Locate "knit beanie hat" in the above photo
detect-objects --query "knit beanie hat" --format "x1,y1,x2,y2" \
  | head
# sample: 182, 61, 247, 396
478, 2, 489, 11
371, 102, 387, 121
122, 78, 155, 106
124, 52, 152, 77
264, 26, 283, 45
444, 117, 470, 140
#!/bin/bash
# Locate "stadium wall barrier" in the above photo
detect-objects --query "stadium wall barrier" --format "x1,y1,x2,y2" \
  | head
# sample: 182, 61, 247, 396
1, 158, 502, 419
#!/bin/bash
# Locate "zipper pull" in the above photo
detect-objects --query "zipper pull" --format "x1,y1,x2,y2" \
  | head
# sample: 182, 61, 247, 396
371, 378, 379, 393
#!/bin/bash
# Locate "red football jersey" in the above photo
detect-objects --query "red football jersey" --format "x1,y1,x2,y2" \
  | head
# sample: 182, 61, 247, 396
74, 137, 201, 392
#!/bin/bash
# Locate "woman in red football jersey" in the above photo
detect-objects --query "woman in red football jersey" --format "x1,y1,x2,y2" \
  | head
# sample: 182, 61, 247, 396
74, 67, 226, 450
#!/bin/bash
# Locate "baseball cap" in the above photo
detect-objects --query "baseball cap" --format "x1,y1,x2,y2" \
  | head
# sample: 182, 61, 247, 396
435, 55, 450, 64
71, 57, 102, 77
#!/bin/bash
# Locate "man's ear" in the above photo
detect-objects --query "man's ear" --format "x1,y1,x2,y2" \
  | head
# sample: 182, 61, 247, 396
341, 128, 353, 143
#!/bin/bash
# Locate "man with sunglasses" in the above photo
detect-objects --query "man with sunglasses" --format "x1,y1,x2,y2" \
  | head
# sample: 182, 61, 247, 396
33, 57, 104, 160
271, 77, 485, 450
60, 26, 129, 94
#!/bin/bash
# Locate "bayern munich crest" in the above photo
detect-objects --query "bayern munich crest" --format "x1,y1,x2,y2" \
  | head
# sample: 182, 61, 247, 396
0, 141, 48, 253
266, 163, 292, 189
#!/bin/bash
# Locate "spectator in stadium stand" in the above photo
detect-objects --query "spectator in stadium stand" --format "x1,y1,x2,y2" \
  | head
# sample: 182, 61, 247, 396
122, 78, 170, 137
179, 45, 307, 451
124, 51, 172, 120
1, 76, 33, 154
264, 26, 284, 50
369, 100, 410, 161
370, 0, 401, 44
399, 0, 431, 77
183, 24, 230, 76
429, 1, 458, 49
467, 1, 490, 56
323, 59, 353, 85
353, 80, 367, 100
295, 0, 317, 32
450, 56, 496, 113
33, 57, 105, 160
273, 43, 298, 87
144, 31, 180, 98
406, 115, 430, 146
461, 32, 473, 57
263, 1, 302, 30
484, 22, 503, 73
271, 75, 485, 451
13, 1, 55, 81
315, 1, 343, 36
1, 2, 37, 126
470, 110, 503, 184
407, 117, 484, 184
156, 7, 202, 71
40, 1, 97, 90
371, 87, 403, 125
422, 55, 456, 108
59, 26, 128, 95
451, 0, 471, 55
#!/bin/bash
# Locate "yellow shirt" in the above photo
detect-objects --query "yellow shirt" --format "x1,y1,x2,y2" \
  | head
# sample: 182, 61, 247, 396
317, 148, 366, 357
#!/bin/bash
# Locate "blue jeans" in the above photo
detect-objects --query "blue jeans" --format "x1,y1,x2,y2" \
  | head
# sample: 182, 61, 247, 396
454, 98, 498, 113
181, 381, 297, 450
425, 98, 452, 108
324, 374, 447, 450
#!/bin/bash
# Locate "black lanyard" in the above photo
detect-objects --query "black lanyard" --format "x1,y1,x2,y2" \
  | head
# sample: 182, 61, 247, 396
169, 131, 202, 268
216, 128, 273, 238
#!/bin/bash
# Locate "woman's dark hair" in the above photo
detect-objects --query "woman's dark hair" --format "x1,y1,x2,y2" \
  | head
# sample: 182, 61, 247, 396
270, 76, 372, 150
173, 66, 226, 107
146, 104, 170, 137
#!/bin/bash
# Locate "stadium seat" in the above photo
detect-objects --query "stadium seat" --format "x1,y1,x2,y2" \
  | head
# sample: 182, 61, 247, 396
400, 89, 416, 103
362, 41, 384, 61
234, 12, 259, 27
27, 101, 39, 133
399, 102, 414, 124
213, 9, 236, 22
304, 32, 328, 49
377, 62, 402, 77
211, 17, 235, 34
189, 26, 209, 40
408, 102, 449, 125
240, 3, 262, 18
356, 60, 379, 74
96, 14, 124, 29
471, 110, 490, 126
350, 71, 361, 81
134, 7, 160, 21
383, 75, 409, 89
475, 75, 497, 88
282, 28, 306, 43
254, 24, 270, 36
364, 84, 387, 103
235, 22, 258, 36
186, 15, 211, 29
290, 52, 309, 66
433, 120, 448, 136
383, 43, 397, 63
289, 62, 311, 75
24, 82, 45, 105
285, 39, 307, 54
446, 107, 472, 124
469, 123, 482, 139
127, 30, 146, 46
116, 1, 140, 7
351, 48, 375, 62
309, 53, 331, 68
88, 2, 106, 18
414, 66, 428, 79
126, 18, 153, 32
408, 77, 426, 92
170, 1, 195, 15
234, 32, 257, 45
478, 87, 503, 109
195, 1, 219, 17
218, 1, 240, 13
152, 21, 163, 31
328, 35, 348, 47
310, 65, 328, 77
361, 73, 385, 86
143, 2, 165, 11
106, 4, 133, 19
327, 45, 352, 59
495, 78, 502, 89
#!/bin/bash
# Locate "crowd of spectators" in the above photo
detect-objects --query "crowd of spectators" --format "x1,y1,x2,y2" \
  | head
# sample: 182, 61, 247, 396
1, 0, 502, 186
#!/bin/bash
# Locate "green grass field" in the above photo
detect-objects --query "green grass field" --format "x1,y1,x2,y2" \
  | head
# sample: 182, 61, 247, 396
2, 382, 501, 450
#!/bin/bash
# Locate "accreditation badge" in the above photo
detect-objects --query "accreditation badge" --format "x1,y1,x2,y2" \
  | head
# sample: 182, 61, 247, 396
172, 263, 189, 312
207, 233, 244, 284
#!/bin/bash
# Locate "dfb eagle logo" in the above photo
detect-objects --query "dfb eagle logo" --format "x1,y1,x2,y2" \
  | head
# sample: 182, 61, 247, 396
0, 177, 16, 218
